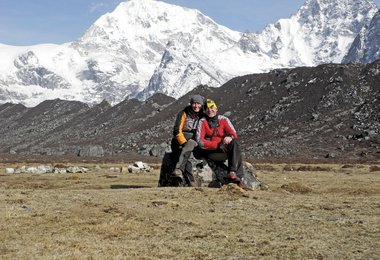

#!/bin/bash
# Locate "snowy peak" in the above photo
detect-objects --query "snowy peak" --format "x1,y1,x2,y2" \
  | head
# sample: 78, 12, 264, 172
0, 0, 379, 107
343, 10, 380, 63
78, 0, 240, 51
239, 0, 378, 66
74, 0, 242, 100
70, 0, 241, 102
294, 0, 378, 63
297, 0, 377, 26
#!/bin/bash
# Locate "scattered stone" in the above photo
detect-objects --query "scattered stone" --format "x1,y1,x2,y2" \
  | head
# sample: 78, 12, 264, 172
5, 168, 15, 174
53, 167, 67, 174
325, 152, 336, 158
67, 166, 87, 173
4, 165, 92, 174
120, 166, 129, 174
128, 161, 152, 173
128, 165, 141, 173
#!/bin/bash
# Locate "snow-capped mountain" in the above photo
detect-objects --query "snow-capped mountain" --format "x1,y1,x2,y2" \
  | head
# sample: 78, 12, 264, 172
73, 0, 241, 100
233, 0, 378, 67
0, 0, 378, 107
343, 10, 380, 63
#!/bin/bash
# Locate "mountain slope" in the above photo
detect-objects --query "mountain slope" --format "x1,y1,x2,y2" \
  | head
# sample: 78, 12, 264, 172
234, 0, 378, 67
0, 61, 379, 162
0, 0, 379, 107
343, 10, 380, 63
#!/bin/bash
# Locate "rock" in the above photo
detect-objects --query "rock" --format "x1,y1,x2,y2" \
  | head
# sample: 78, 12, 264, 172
15, 166, 27, 174
224, 111, 232, 117
25, 165, 53, 174
128, 165, 141, 173
77, 145, 104, 157
149, 144, 167, 157
67, 166, 85, 173
4, 165, 91, 174
158, 152, 267, 190
193, 162, 214, 186
134, 161, 145, 169
120, 166, 129, 174
53, 167, 67, 174
127, 161, 152, 173
193, 158, 267, 190
325, 153, 336, 158
5, 168, 15, 174
149, 146, 160, 157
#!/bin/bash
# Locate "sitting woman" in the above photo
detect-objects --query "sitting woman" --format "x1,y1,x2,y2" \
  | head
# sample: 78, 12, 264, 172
195, 99, 246, 188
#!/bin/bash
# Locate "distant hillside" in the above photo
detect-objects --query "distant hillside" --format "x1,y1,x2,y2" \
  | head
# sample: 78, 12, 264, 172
0, 61, 379, 162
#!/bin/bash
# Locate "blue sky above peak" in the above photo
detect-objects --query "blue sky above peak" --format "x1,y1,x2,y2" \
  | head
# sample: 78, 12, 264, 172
0, 0, 379, 46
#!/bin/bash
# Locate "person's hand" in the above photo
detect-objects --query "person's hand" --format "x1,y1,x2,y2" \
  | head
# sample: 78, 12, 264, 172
223, 136, 233, 145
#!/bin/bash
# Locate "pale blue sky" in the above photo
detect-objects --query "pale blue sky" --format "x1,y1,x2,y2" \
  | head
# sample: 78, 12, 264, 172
0, 0, 378, 46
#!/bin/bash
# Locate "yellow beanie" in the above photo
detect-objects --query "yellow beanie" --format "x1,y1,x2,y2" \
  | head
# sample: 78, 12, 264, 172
206, 98, 217, 109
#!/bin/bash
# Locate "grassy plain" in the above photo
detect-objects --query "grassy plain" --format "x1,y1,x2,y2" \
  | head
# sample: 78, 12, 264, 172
0, 162, 379, 259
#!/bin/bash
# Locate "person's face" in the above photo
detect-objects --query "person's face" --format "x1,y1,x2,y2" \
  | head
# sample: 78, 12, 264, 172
191, 102, 202, 112
206, 106, 217, 118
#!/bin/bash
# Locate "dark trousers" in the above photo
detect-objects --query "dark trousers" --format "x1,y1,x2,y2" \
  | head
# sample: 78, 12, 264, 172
226, 139, 243, 175
195, 139, 243, 177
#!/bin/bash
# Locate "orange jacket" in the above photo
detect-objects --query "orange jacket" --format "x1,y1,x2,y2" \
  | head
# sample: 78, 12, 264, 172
173, 106, 203, 145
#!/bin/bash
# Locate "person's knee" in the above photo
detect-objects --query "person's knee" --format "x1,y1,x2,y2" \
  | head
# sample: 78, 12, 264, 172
183, 139, 197, 152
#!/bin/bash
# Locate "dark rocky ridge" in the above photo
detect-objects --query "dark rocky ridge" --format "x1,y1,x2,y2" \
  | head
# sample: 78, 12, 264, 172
0, 61, 379, 163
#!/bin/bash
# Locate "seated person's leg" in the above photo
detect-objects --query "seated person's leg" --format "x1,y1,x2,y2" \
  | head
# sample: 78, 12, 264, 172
226, 139, 244, 176
174, 139, 198, 175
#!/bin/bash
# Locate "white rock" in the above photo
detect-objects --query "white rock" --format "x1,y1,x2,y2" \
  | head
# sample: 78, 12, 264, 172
53, 168, 67, 174
5, 168, 15, 174
67, 166, 83, 173
128, 165, 141, 173
134, 161, 145, 169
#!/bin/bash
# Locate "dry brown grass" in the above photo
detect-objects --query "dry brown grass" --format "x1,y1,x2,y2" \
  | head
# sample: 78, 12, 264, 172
0, 162, 379, 259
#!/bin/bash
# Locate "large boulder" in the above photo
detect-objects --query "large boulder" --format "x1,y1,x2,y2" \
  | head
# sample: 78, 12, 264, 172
77, 145, 104, 157
158, 152, 268, 190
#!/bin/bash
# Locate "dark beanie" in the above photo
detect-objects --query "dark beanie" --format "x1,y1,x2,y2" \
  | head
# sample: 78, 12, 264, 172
190, 94, 204, 104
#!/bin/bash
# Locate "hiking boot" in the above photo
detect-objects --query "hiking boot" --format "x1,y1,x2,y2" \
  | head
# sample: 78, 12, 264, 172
227, 171, 238, 180
173, 168, 183, 177
227, 171, 248, 189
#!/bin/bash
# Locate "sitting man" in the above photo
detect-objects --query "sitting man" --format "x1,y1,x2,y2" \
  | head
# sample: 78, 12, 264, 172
196, 98, 246, 188
170, 94, 205, 186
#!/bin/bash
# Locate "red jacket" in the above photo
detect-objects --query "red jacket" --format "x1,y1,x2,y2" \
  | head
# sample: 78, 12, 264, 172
196, 115, 238, 150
